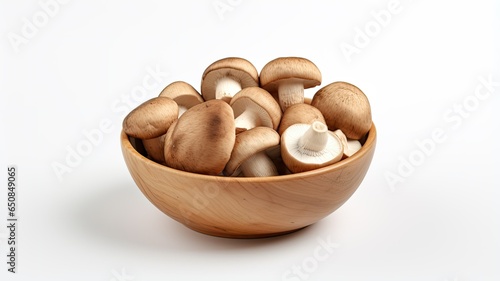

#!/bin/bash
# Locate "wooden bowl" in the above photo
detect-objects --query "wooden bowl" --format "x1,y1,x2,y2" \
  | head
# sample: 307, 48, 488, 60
120, 124, 376, 238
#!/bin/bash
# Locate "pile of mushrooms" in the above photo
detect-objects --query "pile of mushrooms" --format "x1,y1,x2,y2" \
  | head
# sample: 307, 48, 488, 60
123, 57, 372, 177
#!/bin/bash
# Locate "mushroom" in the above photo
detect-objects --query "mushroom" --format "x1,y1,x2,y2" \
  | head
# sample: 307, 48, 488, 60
159, 81, 204, 117
281, 121, 343, 173
332, 129, 362, 158
201, 57, 259, 103
262, 144, 291, 175
164, 99, 235, 175
142, 133, 167, 164
346, 139, 362, 156
143, 81, 202, 163
278, 103, 326, 136
311, 81, 372, 140
122, 97, 178, 139
229, 86, 282, 132
224, 127, 280, 177
260, 57, 322, 112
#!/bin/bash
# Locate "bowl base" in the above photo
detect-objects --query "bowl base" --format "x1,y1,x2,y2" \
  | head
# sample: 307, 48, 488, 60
184, 224, 310, 239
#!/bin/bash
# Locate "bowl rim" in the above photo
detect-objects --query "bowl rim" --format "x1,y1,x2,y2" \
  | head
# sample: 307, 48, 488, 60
121, 123, 377, 183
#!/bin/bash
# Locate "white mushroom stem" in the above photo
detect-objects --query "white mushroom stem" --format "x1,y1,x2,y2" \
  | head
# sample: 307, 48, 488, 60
215, 76, 242, 100
298, 121, 328, 154
240, 151, 278, 177
278, 80, 305, 111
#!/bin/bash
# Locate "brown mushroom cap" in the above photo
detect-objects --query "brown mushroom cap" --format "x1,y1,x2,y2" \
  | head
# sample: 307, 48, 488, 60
158, 81, 204, 116
122, 97, 178, 139
224, 127, 280, 176
230, 86, 282, 131
311, 81, 372, 140
164, 99, 235, 175
201, 57, 259, 102
278, 103, 326, 135
260, 57, 321, 92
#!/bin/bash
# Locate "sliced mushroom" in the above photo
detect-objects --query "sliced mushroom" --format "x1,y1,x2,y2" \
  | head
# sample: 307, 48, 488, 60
281, 121, 343, 173
159, 81, 204, 117
122, 97, 178, 139
278, 103, 326, 136
201, 57, 259, 103
260, 57, 322, 111
229, 86, 282, 132
311, 81, 372, 140
164, 100, 235, 175
332, 129, 362, 158
224, 127, 280, 177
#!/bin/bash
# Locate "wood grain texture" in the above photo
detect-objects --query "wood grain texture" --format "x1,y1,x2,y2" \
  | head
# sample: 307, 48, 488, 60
121, 124, 376, 238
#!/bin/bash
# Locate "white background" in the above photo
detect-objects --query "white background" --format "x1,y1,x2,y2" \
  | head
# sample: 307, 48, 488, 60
1, 0, 499, 280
